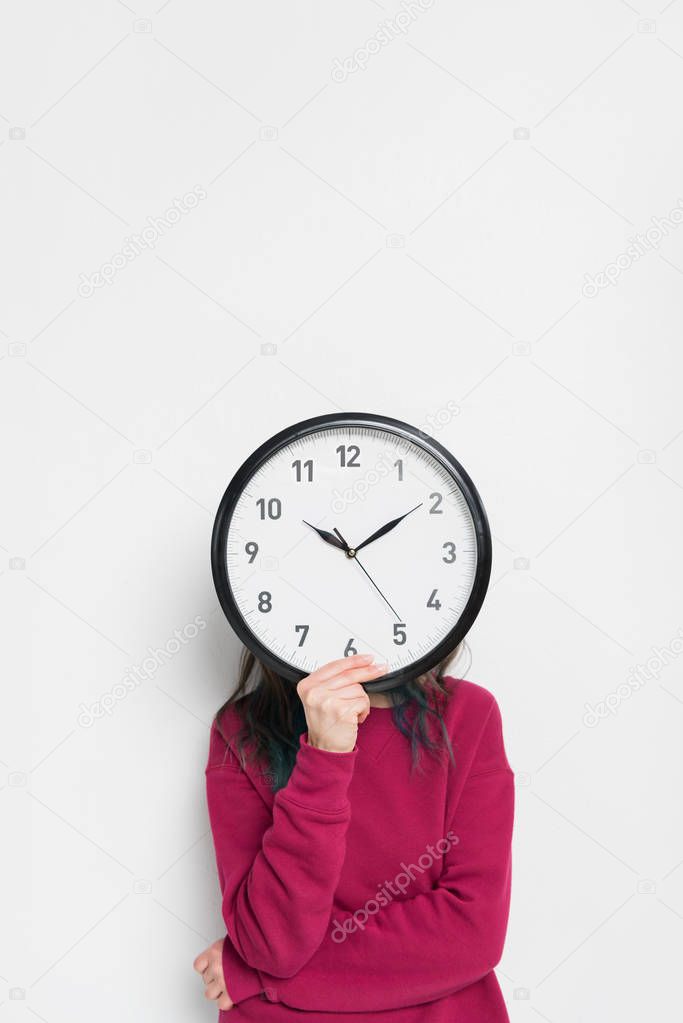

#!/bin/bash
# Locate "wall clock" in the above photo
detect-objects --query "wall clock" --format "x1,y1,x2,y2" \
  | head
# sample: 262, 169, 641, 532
211, 412, 491, 692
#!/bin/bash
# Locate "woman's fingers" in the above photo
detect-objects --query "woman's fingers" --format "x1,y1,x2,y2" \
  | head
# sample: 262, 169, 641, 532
307, 653, 375, 683
339, 695, 373, 720
300, 662, 387, 701
325, 663, 388, 690
203, 976, 225, 1000
217, 990, 234, 1010
316, 695, 371, 731
200, 972, 234, 1011
193, 951, 209, 974
194, 940, 233, 1010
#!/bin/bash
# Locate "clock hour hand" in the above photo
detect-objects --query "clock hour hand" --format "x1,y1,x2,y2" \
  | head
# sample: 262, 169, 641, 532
353, 502, 423, 555
302, 519, 347, 552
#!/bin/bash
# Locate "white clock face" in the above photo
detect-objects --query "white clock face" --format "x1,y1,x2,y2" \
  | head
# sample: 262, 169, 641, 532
223, 425, 479, 676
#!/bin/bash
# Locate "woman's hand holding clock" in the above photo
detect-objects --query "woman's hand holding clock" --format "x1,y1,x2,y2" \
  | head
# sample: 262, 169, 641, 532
297, 653, 387, 753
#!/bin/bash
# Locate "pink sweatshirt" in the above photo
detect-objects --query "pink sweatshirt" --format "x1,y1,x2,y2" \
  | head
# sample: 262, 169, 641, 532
205, 675, 514, 1021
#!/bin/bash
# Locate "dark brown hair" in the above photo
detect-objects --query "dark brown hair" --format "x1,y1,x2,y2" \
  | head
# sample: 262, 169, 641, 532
214, 644, 462, 792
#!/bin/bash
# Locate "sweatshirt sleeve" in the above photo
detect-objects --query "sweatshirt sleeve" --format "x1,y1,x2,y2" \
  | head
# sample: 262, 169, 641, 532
258, 694, 514, 1013
205, 719, 358, 992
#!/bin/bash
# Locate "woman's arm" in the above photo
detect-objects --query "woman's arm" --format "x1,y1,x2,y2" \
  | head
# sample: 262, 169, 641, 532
256, 694, 515, 1013
205, 726, 358, 985
204, 653, 381, 996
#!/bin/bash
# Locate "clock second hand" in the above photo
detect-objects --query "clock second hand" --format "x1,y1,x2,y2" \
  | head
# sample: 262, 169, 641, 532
333, 527, 402, 622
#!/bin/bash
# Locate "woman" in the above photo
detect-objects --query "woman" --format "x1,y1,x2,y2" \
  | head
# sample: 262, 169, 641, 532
194, 643, 514, 1021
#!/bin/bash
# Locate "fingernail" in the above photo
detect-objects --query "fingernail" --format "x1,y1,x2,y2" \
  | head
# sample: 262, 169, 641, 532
373, 662, 388, 671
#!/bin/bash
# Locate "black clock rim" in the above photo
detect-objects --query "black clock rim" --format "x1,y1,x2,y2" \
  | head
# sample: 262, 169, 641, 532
211, 411, 492, 693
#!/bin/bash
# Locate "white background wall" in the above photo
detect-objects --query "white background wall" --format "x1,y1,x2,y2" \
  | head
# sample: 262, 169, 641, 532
2, 1, 683, 1020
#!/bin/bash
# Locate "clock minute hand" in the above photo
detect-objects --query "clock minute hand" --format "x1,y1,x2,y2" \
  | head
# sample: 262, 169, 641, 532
333, 527, 402, 622
353, 502, 423, 555
302, 519, 347, 552
352, 557, 402, 621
